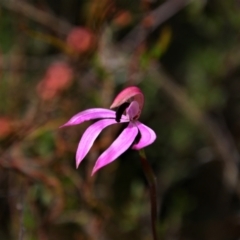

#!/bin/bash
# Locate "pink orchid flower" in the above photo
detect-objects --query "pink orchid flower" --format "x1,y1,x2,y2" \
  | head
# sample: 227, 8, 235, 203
61, 86, 156, 175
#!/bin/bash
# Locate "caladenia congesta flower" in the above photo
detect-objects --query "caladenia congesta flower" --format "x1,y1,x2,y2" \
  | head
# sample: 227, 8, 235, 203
60, 86, 156, 175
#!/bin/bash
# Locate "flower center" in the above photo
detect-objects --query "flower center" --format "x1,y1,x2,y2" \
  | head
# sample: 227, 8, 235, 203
115, 102, 130, 122
126, 101, 140, 121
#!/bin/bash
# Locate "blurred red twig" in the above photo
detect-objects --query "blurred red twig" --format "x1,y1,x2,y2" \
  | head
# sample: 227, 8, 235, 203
0, 0, 72, 35
0, 147, 64, 222
120, 0, 191, 52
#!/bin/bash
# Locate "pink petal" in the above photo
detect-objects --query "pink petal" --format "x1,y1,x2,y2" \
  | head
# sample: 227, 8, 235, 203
132, 122, 156, 150
91, 122, 138, 175
110, 86, 144, 115
60, 108, 128, 127
76, 119, 127, 168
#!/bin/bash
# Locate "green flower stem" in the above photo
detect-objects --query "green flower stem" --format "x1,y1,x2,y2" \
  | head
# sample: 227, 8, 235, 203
139, 149, 158, 240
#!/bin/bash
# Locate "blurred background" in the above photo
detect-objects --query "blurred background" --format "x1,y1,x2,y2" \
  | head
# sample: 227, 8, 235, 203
1, 0, 240, 239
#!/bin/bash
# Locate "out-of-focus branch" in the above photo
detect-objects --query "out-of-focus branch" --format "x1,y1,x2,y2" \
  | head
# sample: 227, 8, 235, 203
120, 0, 191, 52
18, 185, 25, 240
0, 151, 64, 221
149, 61, 240, 189
0, 54, 66, 71
0, 0, 72, 35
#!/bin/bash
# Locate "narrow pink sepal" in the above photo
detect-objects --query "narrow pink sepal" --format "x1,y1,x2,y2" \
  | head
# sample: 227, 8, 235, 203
91, 122, 138, 175
110, 86, 144, 115
76, 119, 125, 168
60, 108, 127, 127
132, 121, 156, 150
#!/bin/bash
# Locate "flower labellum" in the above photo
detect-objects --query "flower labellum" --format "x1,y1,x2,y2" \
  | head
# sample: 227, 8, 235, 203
60, 86, 156, 175
110, 86, 144, 120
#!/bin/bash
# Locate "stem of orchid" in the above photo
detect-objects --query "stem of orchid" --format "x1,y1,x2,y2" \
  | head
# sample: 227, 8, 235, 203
139, 149, 158, 240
